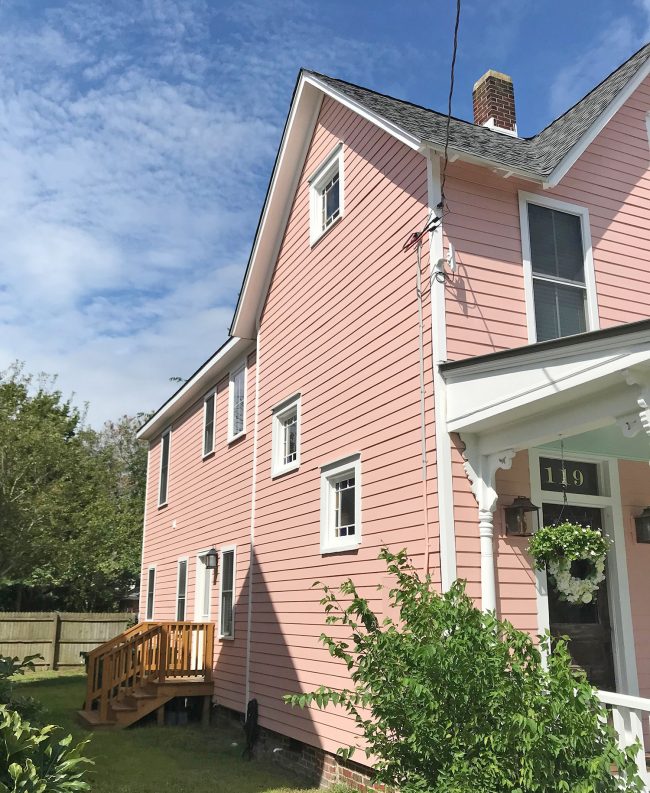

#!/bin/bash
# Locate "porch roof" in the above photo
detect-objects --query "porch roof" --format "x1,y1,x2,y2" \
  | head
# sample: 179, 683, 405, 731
440, 320, 650, 456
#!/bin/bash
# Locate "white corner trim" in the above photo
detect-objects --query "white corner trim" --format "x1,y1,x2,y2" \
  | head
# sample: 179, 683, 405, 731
546, 58, 650, 187
518, 190, 599, 344
245, 326, 262, 705
271, 393, 301, 478
218, 545, 237, 641
427, 151, 456, 590
320, 453, 362, 554
228, 359, 247, 442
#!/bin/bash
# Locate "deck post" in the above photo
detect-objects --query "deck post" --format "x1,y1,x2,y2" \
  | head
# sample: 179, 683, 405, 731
156, 704, 165, 726
201, 695, 211, 728
159, 624, 168, 683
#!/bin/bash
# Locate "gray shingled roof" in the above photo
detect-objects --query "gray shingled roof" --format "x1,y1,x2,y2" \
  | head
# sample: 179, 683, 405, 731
306, 42, 650, 179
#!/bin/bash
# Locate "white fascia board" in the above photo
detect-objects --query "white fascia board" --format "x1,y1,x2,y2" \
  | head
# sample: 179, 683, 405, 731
545, 58, 650, 188
444, 337, 650, 434
137, 336, 252, 441
424, 143, 544, 185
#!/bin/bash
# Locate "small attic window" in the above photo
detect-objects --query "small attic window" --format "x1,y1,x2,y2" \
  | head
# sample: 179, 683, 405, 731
309, 143, 344, 245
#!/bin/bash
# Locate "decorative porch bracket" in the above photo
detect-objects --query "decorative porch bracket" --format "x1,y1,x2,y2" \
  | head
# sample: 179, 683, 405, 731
620, 370, 650, 442
462, 436, 515, 612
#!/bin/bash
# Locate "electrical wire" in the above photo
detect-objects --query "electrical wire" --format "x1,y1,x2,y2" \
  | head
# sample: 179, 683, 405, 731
439, 0, 462, 214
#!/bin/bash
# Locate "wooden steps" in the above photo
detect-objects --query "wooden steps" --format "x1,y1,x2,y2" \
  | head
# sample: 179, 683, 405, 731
79, 621, 215, 730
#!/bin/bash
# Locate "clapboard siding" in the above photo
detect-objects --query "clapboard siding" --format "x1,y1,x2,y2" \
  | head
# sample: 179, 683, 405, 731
140, 349, 257, 713
248, 97, 434, 754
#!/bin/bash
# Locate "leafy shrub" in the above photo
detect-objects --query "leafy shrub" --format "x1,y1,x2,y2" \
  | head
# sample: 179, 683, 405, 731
286, 549, 643, 793
0, 655, 46, 723
0, 705, 92, 792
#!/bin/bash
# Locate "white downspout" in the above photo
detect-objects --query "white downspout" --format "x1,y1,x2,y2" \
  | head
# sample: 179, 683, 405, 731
427, 150, 457, 590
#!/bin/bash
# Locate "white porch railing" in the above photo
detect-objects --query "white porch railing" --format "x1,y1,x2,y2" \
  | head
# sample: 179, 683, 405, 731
598, 689, 650, 789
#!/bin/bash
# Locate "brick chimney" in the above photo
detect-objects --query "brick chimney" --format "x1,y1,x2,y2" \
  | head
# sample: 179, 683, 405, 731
472, 70, 517, 135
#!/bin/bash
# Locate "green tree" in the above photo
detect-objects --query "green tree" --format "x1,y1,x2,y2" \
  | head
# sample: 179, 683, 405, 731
0, 364, 148, 612
286, 549, 643, 793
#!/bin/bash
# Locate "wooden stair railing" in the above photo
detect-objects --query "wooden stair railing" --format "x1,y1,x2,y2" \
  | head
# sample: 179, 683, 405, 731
83, 621, 215, 724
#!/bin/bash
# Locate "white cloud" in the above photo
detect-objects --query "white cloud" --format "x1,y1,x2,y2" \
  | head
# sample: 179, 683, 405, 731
0, 0, 400, 425
548, 7, 650, 117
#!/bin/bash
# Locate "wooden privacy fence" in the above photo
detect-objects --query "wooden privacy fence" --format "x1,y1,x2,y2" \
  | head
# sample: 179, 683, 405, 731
0, 612, 136, 670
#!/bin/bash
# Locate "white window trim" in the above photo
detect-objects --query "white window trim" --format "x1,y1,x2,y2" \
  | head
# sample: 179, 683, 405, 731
271, 393, 301, 477
320, 453, 361, 555
194, 549, 213, 621
218, 545, 236, 640
157, 427, 172, 507
518, 191, 599, 343
309, 142, 345, 246
175, 556, 189, 622
228, 361, 247, 443
145, 564, 156, 621
202, 389, 217, 458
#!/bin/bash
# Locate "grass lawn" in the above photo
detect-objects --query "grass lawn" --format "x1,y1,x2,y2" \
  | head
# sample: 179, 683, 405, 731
14, 671, 349, 793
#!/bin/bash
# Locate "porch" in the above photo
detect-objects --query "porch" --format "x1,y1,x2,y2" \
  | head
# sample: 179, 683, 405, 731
440, 319, 650, 785
78, 621, 214, 729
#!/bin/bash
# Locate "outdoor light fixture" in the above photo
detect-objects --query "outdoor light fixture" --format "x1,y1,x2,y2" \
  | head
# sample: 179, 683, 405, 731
205, 547, 219, 570
504, 496, 540, 537
634, 508, 650, 544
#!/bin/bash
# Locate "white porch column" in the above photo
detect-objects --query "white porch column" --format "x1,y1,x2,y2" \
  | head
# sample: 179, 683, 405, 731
462, 437, 515, 613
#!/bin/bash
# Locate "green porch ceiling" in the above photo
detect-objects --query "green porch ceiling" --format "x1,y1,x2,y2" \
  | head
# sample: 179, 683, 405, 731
541, 424, 650, 462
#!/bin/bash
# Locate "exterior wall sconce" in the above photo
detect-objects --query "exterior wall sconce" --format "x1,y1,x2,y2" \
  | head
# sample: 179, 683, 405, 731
634, 508, 650, 543
504, 496, 540, 537
205, 547, 219, 569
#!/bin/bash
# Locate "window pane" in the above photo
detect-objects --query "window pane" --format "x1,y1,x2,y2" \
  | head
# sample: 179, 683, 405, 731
146, 568, 155, 620
177, 560, 187, 621
159, 432, 170, 503
222, 551, 234, 589
321, 172, 340, 229
204, 394, 215, 454
533, 279, 587, 342
528, 204, 584, 283
335, 477, 355, 537
220, 550, 235, 637
233, 369, 245, 435
202, 561, 211, 618
283, 412, 297, 465
220, 591, 233, 637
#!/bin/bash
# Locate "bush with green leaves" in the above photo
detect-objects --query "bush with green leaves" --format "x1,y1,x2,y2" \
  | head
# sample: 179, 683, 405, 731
285, 549, 643, 793
0, 655, 45, 724
0, 705, 92, 792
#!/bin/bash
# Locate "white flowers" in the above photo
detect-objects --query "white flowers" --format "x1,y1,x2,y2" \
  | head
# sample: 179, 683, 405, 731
547, 556, 606, 605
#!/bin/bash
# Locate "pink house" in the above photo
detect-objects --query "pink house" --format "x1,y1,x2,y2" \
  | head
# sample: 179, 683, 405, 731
93, 43, 650, 787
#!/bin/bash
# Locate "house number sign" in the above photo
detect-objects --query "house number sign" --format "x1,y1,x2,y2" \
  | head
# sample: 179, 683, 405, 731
539, 457, 599, 496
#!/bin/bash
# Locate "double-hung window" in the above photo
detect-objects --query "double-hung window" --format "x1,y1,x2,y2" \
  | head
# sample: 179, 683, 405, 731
176, 559, 188, 621
203, 391, 216, 457
520, 194, 597, 342
272, 394, 301, 476
219, 547, 236, 639
320, 453, 361, 554
309, 144, 345, 245
145, 566, 156, 620
228, 363, 246, 441
158, 429, 171, 506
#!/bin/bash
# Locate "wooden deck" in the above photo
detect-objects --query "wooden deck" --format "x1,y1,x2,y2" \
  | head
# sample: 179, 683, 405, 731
78, 621, 214, 729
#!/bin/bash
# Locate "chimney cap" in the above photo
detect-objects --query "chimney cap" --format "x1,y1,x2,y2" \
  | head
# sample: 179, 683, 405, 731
473, 70, 513, 92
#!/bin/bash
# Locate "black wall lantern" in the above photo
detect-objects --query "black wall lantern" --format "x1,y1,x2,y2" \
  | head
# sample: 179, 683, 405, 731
205, 547, 219, 570
635, 508, 650, 544
505, 496, 540, 537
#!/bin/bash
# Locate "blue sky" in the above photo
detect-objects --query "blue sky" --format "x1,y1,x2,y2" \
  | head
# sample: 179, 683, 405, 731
0, 0, 648, 425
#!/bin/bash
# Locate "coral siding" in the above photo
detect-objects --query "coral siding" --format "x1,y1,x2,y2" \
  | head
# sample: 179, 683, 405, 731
443, 75, 650, 360
249, 96, 434, 755
138, 71, 650, 762
618, 460, 650, 700
140, 349, 256, 712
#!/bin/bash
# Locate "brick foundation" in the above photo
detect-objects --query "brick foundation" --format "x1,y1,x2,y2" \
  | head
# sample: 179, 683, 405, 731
213, 705, 389, 791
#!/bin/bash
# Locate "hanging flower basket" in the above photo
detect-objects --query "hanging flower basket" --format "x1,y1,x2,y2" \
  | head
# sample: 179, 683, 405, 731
528, 522, 609, 604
